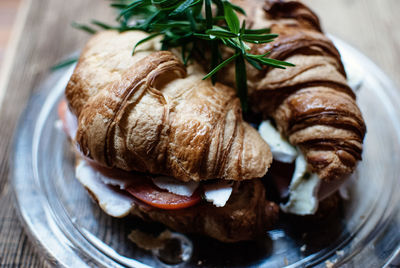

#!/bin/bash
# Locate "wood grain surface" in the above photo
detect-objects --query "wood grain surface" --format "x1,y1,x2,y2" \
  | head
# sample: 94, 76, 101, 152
0, 0, 399, 267
0, 0, 21, 65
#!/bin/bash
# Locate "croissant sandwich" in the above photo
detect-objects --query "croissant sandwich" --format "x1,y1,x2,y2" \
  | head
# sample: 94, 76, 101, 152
59, 0, 365, 242
220, 0, 366, 214
60, 30, 280, 242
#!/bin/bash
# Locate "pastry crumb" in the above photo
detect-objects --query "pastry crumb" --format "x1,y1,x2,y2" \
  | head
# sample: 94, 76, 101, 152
325, 259, 337, 268
325, 260, 333, 268
197, 260, 203, 265
128, 229, 172, 251
284, 257, 289, 265
336, 250, 344, 256
300, 244, 307, 252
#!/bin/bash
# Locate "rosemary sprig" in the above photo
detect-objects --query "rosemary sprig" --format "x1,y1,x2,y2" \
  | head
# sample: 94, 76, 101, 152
51, 57, 78, 71
76, 0, 295, 111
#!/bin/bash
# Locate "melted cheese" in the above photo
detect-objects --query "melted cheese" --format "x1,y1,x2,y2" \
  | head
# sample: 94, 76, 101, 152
343, 57, 364, 92
203, 182, 233, 207
258, 120, 297, 163
75, 160, 134, 217
280, 154, 321, 215
98, 175, 132, 190
76, 159, 232, 210
152, 176, 199, 197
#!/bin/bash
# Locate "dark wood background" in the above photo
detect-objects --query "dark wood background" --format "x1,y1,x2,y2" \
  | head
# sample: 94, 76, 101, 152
0, 0, 399, 266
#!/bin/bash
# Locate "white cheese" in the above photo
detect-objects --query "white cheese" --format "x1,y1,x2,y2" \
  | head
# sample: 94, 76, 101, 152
280, 154, 321, 215
99, 176, 132, 190
75, 160, 134, 218
65, 106, 78, 139
343, 57, 364, 92
258, 120, 297, 163
203, 182, 233, 207
151, 176, 199, 197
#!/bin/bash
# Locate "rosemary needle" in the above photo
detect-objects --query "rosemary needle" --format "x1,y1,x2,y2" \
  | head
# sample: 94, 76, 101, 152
76, 0, 295, 111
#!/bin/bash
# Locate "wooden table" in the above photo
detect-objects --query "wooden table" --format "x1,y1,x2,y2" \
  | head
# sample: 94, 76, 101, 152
0, 0, 399, 266
0, 0, 21, 65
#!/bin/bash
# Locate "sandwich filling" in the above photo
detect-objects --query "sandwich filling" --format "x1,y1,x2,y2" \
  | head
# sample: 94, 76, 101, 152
258, 120, 321, 215
59, 100, 234, 214
59, 99, 340, 216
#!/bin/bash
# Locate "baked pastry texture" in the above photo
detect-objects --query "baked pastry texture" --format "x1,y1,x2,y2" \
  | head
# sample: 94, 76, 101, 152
224, 0, 366, 181
64, 30, 278, 242
63, 0, 366, 242
66, 31, 272, 182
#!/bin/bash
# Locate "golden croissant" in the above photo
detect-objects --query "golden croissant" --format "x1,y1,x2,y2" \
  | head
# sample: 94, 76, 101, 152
61, 0, 366, 242
64, 31, 278, 242
66, 31, 272, 182
222, 0, 366, 181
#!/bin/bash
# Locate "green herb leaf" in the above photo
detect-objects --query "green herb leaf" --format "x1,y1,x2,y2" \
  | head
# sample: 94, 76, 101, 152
210, 40, 220, 83
110, 3, 129, 9
205, 0, 213, 29
51, 57, 78, 71
225, 1, 246, 15
192, 33, 213, 40
223, 1, 240, 34
247, 54, 295, 67
263, 58, 295, 67
151, 21, 191, 29
206, 28, 237, 38
244, 28, 270, 34
240, 20, 246, 35
91, 20, 115, 30
247, 54, 295, 69
235, 53, 248, 111
170, 0, 200, 16
152, 0, 182, 10
132, 32, 163, 54
203, 52, 239, 80
73, 0, 295, 111
245, 56, 263, 70
241, 33, 278, 42
71, 22, 97, 34
117, 0, 150, 20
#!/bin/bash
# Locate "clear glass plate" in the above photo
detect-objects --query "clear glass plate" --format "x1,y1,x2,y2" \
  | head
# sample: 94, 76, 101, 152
10, 36, 400, 267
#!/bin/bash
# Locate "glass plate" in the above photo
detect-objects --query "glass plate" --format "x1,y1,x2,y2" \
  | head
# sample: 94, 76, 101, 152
10, 36, 400, 267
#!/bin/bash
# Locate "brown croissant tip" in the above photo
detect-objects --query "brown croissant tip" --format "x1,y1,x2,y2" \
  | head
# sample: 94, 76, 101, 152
306, 150, 356, 181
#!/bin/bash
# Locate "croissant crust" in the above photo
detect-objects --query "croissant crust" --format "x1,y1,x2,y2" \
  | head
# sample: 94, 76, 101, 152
228, 0, 366, 181
66, 32, 272, 182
